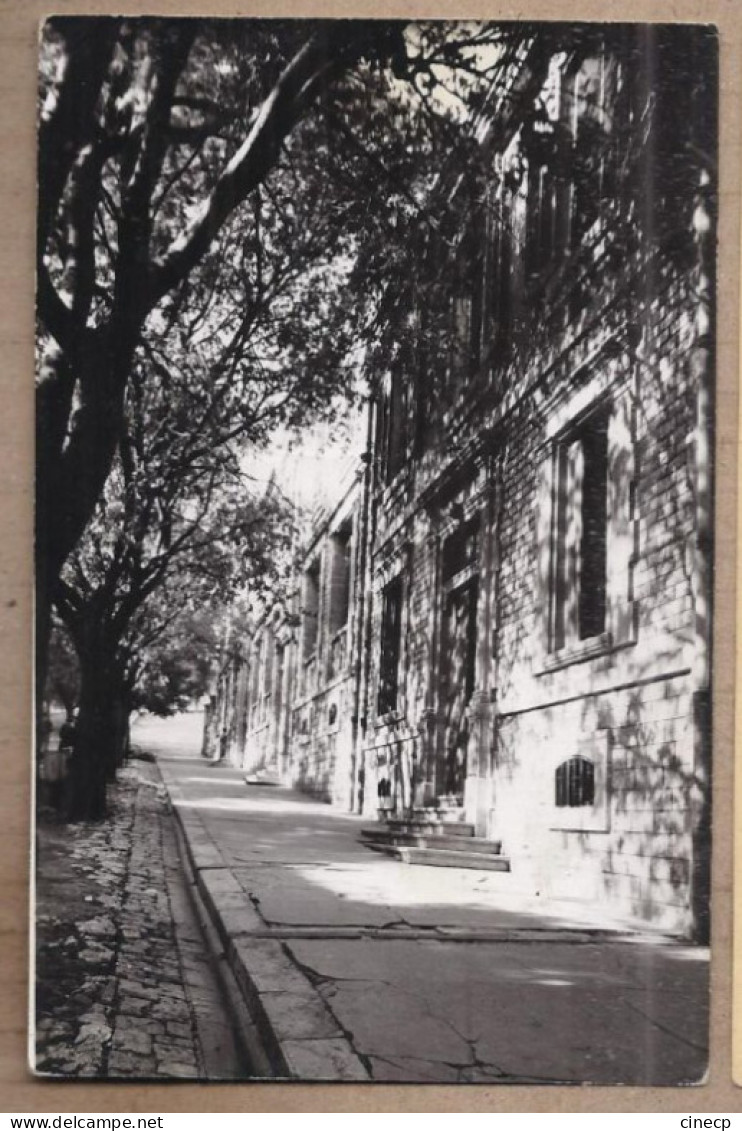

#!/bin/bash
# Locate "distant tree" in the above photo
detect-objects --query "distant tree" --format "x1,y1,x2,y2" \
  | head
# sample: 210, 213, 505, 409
45, 619, 80, 720
130, 609, 219, 717
53, 303, 304, 822
55, 443, 292, 819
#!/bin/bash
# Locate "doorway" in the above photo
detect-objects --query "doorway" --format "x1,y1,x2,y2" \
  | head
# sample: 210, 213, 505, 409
438, 518, 481, 802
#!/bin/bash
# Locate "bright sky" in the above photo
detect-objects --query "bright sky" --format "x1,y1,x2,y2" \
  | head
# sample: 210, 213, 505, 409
241, 407, 366, 520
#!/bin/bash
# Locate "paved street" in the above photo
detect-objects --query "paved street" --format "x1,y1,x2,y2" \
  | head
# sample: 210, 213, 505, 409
34, 713, 709, 1084
147, 715, 710, 1086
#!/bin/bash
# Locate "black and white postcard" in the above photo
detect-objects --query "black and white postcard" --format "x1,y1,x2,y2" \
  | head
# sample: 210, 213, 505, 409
33, 17, 719, 1086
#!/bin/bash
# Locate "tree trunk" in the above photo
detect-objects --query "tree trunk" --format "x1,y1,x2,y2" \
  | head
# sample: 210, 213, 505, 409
35, 584, 52, 771
108, 686, 132, 780
65, 641, 127, 821
35, 332, 130, 757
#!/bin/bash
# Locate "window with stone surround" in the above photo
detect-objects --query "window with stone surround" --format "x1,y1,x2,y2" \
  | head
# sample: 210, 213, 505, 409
555, 755, 595, 808
446, 192, 514, 395
551, 735, 610, 832
329, 525, 352, 635
377, 369, 410, 485
442, 516, 480, 581
377, 575, 403, 716
442, 518, 481, 702
536, 379, 636, 669
301, 557, 320, 662
264, 631, 274, 690
327, 525, 352, 681
553, 405, 610, 650
522, 46, 627, 297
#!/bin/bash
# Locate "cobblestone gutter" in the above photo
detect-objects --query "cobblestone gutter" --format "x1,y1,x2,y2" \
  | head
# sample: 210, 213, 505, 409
35, 762, 212, 1079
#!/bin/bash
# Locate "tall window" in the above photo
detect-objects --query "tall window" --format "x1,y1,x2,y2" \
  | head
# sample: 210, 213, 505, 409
329, 526, 352, 635
553, 406, 609, 650
442, 519, 481, 703
377, 370, 410, 484
250, 637, 262, 703
524, 123, 566, 282
301, 558, 320, 661
492, 200, 513, 354
264, 632, 274, 691
328, 527, 352, 681
378, 576, 403, 715
522, 44, 623, 292
442, 517, 480, 580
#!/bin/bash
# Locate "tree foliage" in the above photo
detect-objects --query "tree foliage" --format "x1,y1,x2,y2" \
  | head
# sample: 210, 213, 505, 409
37, 19, 562, 595
52, 333, 298, 818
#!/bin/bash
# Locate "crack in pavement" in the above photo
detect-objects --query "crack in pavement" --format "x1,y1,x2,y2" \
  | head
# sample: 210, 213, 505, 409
276, 943, 373, 1078
279, 943, 330, 989
623, 994, 709, 1055
366, 1051, 464, 1083
305, 954, 580, 1085
365, 1049, 544, 1085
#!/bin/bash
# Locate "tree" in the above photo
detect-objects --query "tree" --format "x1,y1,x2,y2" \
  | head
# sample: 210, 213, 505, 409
36, 17, 413, 727
48, 111, 375, 820
55, 435, 293, 819
129, 609, 220, 718
45, 620, 81, 721
36, 19, 565, 685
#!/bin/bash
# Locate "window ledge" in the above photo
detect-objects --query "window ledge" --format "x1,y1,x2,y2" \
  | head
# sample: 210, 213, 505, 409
539, 631, 613, 674
375, 710, 403, 729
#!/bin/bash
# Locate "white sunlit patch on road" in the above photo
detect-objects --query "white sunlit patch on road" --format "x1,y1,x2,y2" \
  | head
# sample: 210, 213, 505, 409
183, 777, 250, 787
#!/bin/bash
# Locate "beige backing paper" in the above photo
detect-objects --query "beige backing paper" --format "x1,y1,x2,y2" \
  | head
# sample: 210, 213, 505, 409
1, 0, 739, 1114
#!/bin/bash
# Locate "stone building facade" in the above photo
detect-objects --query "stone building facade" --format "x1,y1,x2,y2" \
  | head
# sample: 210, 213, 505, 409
208, 25, 715, 939
211, 454, 369, 810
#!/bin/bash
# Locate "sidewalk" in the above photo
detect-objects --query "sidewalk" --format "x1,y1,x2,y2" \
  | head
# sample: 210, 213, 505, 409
35, 760, 243, 1079
156, 750, 710, 1086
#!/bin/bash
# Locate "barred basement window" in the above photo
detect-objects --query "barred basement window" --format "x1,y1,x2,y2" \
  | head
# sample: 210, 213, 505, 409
378, 575, 403, 715
555, 756, 595, 807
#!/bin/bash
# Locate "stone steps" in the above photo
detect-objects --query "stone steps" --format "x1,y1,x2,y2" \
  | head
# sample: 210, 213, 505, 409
361, 828, 502, 855
366, 842, 511, 872
361, 806, 509, 872
244, 771, 282, 787
408, 804, 466, 822
377, 818, 476, 838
